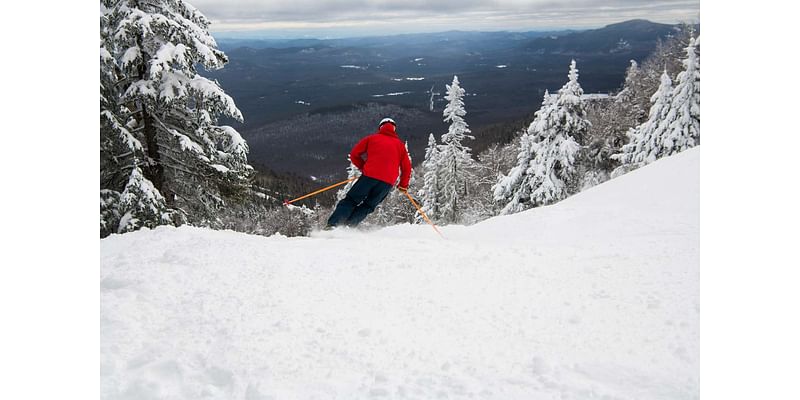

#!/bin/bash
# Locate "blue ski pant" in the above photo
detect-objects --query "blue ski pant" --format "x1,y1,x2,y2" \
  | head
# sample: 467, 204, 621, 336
327, 175, 393, 227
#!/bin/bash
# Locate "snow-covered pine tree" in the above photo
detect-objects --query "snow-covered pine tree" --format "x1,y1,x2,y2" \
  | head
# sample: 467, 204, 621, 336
525, 75, 585, 206
418, 133, 441, 223
100, 0, 252, 236
552, 60, 592, 191
613, 70, 674, 165
662, 36, 700, 154
554, 60, 591, 148
437, 76, 475, 224
100, 5, 168, 235
494, 60, 588, 213
493, 91, 555, 214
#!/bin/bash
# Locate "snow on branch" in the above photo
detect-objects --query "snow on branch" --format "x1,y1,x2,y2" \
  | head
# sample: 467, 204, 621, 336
216, 126, 249, 158
124, 79, 157, 100
101, 110, 143, 152
150, 42, 188, 77
188, 76, 243, 121
156, 70, 190, 103
120, 46, 141, 69
101, 46, 114, 63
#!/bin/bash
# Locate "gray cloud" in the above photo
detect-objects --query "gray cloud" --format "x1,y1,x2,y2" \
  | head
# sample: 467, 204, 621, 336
187, 0, 699, 34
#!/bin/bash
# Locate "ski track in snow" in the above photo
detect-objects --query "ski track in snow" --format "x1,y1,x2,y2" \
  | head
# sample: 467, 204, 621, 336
101, 148, 699, 400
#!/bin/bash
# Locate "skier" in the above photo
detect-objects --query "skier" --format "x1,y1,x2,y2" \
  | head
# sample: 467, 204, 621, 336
326, 117, 412, 228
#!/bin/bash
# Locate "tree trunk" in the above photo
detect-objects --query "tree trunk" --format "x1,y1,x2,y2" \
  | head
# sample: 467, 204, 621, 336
140, 107, 171, 206
135, 50, 173, 207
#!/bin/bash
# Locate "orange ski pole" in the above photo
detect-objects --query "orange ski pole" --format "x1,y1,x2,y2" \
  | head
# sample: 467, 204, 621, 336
284, 177, 357, 206
403, 191, 444, 239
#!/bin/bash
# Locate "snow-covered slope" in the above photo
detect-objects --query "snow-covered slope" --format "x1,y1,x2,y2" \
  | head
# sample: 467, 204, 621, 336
101, 148, 699, 400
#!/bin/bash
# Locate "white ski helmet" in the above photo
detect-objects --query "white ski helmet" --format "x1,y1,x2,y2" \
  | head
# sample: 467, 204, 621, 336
379, 117, 396, 127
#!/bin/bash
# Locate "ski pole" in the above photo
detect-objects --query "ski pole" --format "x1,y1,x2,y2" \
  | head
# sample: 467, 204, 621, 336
403, 191, 444, 239
284, 177, 357, 206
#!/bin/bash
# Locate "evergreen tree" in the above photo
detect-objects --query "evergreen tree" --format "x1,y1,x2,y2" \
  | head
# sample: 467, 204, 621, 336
418, 133, 441, 223
437, 76, 475, 224
554, 60, 591, 194
99, 0, 252, 236
662, 36, 700, 154
493, 91, 554, 214
494, 60, 588, 213
554, 60, 591, 147
524, 103, 583, 206
614, 70, 674, 165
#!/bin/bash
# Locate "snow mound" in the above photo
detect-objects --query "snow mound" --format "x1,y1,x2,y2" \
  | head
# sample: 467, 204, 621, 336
101, 148, 699, 399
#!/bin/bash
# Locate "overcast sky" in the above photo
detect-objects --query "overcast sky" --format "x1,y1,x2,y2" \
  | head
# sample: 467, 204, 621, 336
189, 0, 700, 38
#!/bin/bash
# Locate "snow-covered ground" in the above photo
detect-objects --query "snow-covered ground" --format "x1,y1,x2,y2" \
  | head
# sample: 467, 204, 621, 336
101, 148, 699, 399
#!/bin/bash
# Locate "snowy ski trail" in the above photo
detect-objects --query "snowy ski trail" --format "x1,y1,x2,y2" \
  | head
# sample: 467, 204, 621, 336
101, 148, 699, 400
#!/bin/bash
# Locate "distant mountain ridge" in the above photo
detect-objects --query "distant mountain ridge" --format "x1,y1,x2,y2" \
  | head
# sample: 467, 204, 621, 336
215, 30, 565, 51
214, 20, 678, 53
524, 19, 681, 55
206, 19, 691, 180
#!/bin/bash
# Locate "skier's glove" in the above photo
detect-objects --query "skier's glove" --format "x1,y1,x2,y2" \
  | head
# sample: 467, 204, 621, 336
398, 186, 408, 193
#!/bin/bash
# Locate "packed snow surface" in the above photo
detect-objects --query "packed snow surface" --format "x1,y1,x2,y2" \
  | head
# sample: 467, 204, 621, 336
101, 148, 699, 399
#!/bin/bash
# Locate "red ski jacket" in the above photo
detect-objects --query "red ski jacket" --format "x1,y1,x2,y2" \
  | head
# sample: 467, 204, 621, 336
349, 123, 412, 188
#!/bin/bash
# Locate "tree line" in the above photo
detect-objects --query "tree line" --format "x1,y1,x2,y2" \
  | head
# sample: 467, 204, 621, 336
411, 26, 699, 226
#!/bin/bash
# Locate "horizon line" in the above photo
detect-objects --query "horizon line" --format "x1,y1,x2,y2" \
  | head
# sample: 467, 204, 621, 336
211, 18, 694, 41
